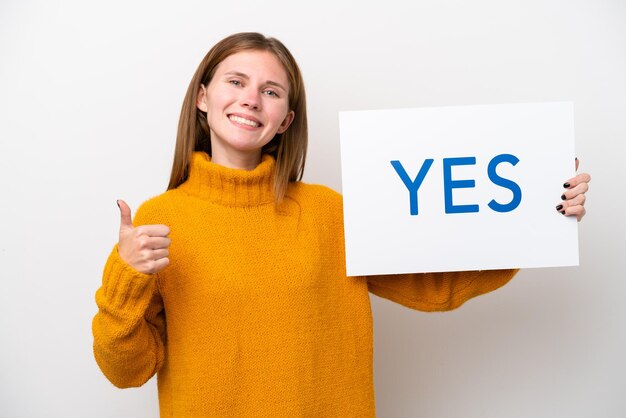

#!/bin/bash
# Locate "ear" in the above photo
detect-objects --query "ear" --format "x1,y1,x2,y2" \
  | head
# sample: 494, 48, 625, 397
196, 85, 208, 112
277, 110, 295, 134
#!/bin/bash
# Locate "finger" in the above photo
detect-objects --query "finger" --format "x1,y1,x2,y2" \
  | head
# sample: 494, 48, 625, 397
562, 193, 586, 209
136, 224, 171, 237
144, 236, 172, 250
118, 200, 133, 231
146, 258, 170, 274
151, 248, 170, 259
563, 172, 591, 189
575, 157, 579, 171
561, 182, 589, 201
563, 205, 586, 222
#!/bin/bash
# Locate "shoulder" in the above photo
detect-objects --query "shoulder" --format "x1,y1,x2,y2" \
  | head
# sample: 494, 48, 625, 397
288, 182, 342, 203
132, 189, 182, 226
286, 182, 344, 218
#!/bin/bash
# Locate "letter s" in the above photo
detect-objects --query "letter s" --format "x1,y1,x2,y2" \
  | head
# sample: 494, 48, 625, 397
487, 154, 522, 213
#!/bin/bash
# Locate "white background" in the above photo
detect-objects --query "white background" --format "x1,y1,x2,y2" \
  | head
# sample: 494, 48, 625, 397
1, 1, 624, 417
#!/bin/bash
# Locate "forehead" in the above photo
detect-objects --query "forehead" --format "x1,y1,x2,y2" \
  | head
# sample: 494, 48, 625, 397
214, 50, 289, 84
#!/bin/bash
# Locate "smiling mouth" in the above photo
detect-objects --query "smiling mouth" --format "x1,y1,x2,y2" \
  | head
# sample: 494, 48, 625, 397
228, 115, 262, 128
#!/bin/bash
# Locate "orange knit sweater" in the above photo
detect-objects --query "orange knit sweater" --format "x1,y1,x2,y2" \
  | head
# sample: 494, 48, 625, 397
92, 151, 518, 417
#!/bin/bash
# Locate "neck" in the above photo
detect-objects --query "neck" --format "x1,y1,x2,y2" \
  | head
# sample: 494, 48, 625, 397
210, 142, 262, 170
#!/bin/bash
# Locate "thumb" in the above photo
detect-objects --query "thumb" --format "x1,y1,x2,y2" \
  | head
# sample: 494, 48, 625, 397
117, 199, 133, 231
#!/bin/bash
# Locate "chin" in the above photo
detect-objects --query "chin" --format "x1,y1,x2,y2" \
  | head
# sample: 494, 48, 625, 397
229, 140, 271, 153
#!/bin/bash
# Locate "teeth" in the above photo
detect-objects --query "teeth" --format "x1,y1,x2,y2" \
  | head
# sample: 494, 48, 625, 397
229, 115, 260, 127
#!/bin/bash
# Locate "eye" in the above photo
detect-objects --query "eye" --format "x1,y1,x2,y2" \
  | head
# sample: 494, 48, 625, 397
263, 89, 279, 97
229, 79, 242, 86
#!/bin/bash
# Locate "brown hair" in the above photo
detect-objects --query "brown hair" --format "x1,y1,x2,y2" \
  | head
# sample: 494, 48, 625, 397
167, 32, 308, 202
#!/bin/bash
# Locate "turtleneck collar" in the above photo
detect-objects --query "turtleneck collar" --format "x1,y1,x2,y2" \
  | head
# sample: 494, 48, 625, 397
178, 151, 276, 207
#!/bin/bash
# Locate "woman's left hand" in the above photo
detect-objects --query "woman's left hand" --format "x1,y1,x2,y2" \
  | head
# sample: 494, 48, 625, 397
557, 158, 591, 222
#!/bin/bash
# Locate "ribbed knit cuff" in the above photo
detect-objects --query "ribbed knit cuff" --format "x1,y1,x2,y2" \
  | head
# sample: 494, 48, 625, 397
99, 245, 157, 314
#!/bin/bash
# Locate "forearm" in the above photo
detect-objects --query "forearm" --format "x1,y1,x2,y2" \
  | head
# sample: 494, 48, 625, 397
92, 246, 165, 388
367, 268, 519, 312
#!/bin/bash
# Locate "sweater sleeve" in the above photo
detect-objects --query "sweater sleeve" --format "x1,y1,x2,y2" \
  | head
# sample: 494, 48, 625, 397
92, 245, 166, 388
366, 269, 519, 312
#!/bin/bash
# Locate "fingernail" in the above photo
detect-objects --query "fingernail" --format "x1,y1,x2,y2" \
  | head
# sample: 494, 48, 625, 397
556, 204, 563, 211
561, 194, 566, 200
575, 157, 578, 161
563, 182, 570, 188
116, 200, 120, 209
560, 210, 566, 215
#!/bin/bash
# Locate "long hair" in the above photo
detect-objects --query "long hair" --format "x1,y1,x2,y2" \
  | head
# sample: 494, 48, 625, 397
167, 32, 308, 203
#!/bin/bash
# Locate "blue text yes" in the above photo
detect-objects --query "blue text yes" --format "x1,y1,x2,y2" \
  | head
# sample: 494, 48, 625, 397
390, 154, 522, 215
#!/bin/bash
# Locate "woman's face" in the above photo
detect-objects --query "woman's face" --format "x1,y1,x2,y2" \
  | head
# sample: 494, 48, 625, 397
197, 50, 294, 168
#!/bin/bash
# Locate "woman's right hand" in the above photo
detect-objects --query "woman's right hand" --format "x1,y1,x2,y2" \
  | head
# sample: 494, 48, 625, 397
117, 199, 171, 274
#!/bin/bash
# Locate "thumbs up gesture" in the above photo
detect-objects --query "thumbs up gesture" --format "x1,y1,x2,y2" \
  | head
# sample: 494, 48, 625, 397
117, 200, 171, 274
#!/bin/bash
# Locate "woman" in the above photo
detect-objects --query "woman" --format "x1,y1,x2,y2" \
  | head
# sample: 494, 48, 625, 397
92, 32, 591, 417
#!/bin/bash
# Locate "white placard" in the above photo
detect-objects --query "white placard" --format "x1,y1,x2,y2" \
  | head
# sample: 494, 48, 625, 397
339, 102, 578, 276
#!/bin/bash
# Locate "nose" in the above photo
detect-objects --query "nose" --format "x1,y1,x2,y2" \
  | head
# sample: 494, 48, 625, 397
240, 88, 261, 111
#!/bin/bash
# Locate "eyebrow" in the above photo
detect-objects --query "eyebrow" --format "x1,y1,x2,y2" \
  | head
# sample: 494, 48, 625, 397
223, 71, 288, 92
